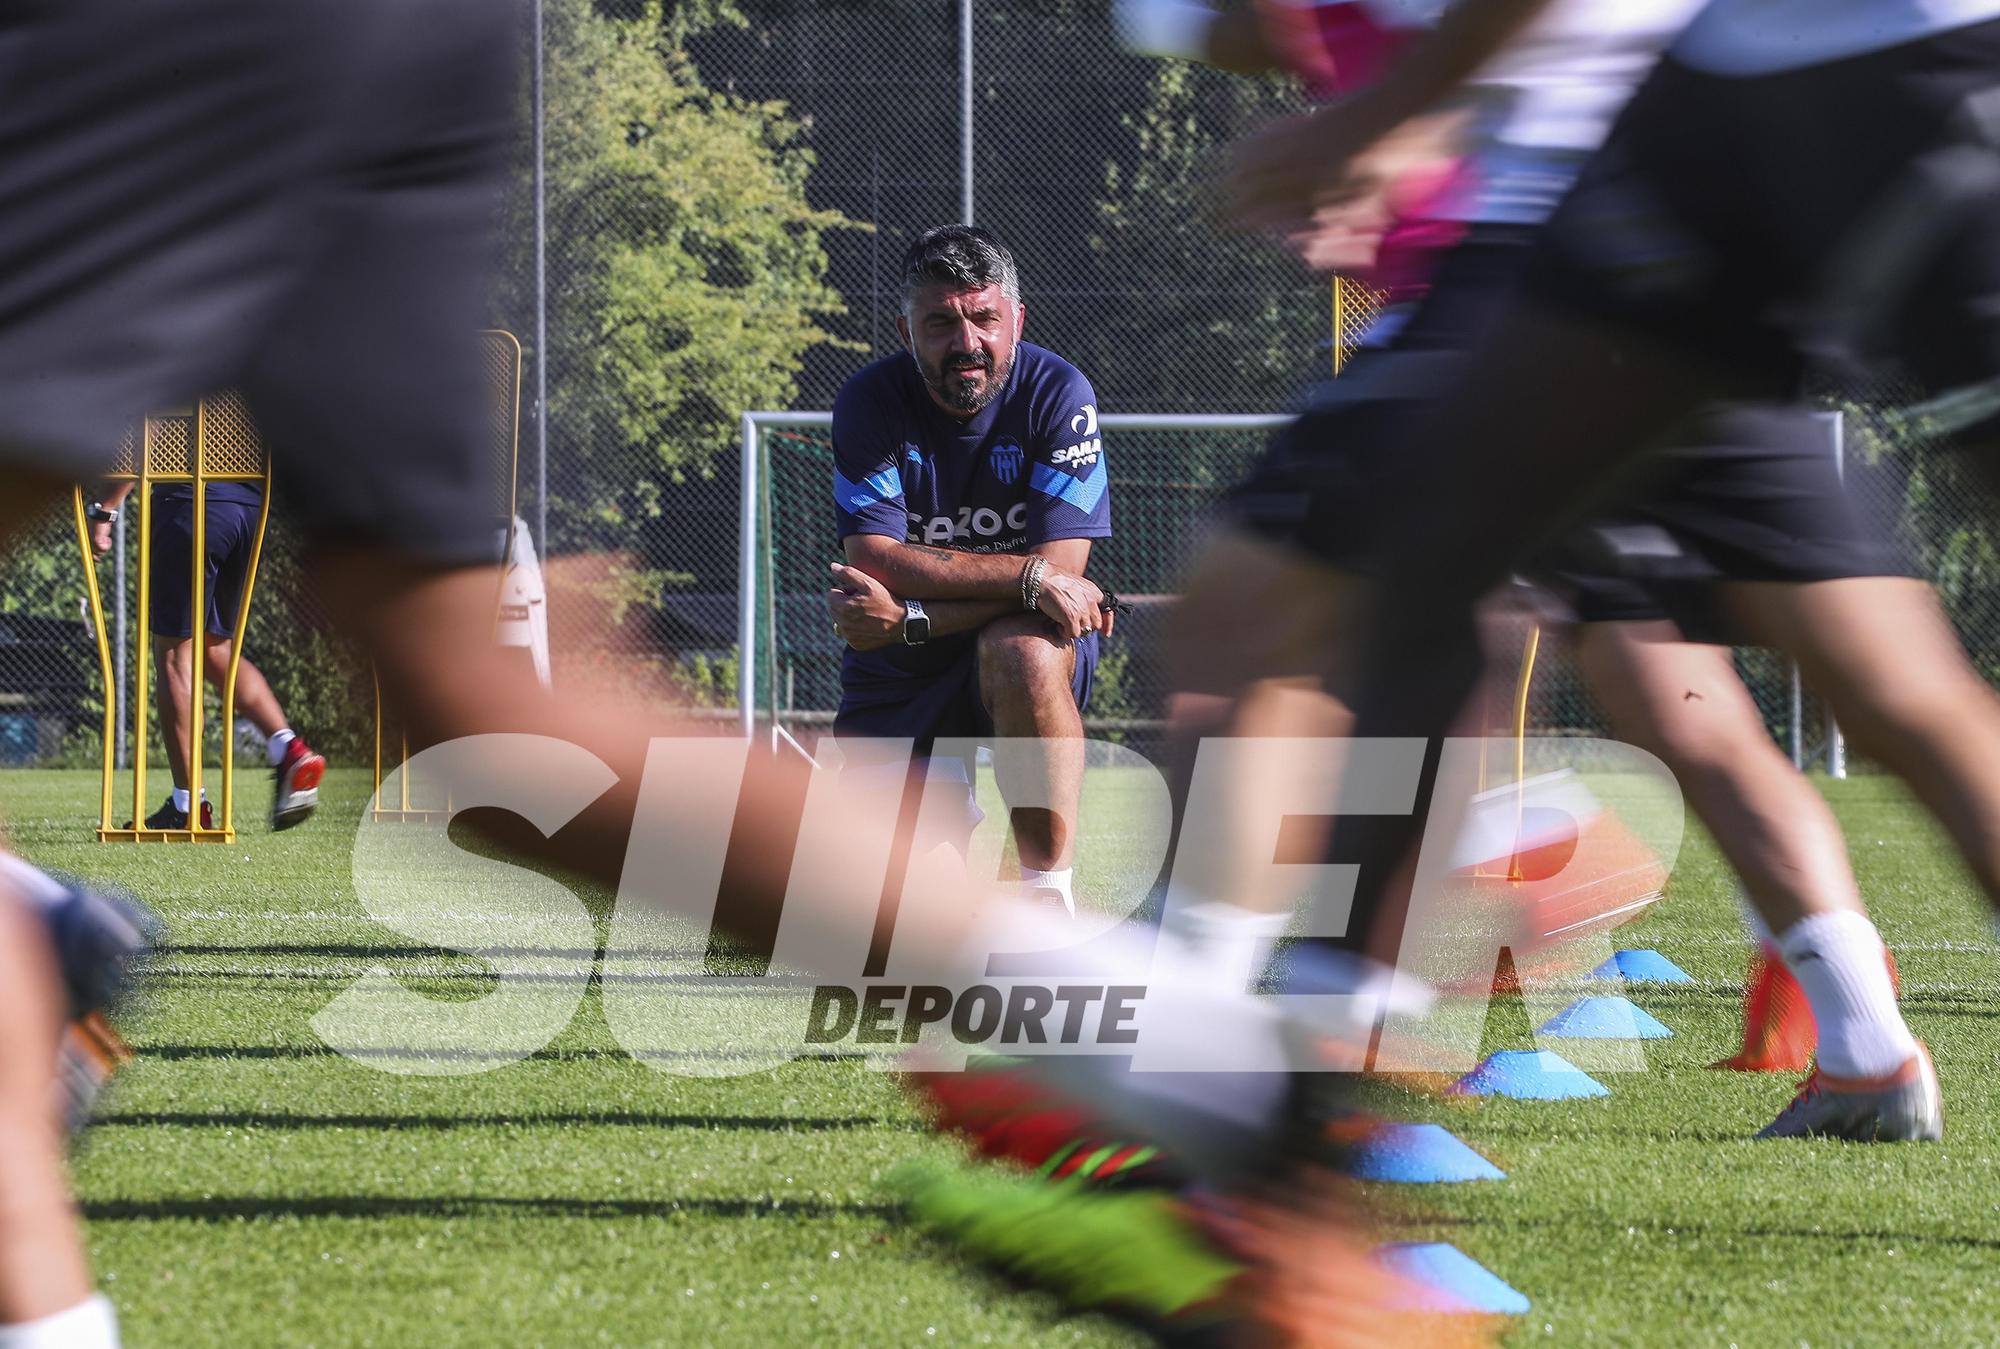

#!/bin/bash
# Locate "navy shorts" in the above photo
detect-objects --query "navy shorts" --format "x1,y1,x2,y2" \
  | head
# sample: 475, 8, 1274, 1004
1235, 229, 1911, 632
147, 490, 261, 641
1228, 230, 1533, 569
1533, 408, 1911, 641
1529, 20, 2000, 422
0, 0, 513, 566
833, 629, 1099, 757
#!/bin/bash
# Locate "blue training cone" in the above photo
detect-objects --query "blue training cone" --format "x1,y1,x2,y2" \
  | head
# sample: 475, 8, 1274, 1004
1448, 1049, 1609, 1100
1590, 949, 1693, 984
1350, 1123, 1505, 1183
1538, 995, 1674, 1040
1377, 1242, 1532, 1315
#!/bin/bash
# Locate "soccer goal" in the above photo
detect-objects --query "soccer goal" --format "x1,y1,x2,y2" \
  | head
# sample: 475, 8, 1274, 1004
736, 402, 1886, 773
735, 411, 1290, 752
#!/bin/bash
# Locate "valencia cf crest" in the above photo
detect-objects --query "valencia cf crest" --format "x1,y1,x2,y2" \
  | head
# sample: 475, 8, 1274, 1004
990, 440, 1024, 485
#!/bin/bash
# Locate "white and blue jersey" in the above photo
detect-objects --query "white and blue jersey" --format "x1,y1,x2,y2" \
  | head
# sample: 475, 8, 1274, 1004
831, 341, 1111, 729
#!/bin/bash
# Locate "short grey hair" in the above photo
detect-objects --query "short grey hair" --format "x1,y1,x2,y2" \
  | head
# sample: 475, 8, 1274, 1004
900, 225, 1021, 312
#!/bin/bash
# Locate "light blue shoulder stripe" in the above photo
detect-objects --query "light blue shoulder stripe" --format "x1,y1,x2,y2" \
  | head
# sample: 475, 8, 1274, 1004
832, 463, 904, 513
1029, 458, 1108, 516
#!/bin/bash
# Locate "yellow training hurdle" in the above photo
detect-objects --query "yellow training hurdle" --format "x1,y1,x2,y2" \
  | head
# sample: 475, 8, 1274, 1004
75, 393, 272, 843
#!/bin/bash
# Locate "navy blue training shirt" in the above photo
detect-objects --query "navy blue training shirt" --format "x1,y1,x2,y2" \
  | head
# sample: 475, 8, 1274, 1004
832, 341, 1110, 686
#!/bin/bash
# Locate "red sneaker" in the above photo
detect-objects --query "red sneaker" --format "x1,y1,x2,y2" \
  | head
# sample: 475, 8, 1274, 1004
1713, 941, 1902, 1073
1714, 944, 1815, 1072
272, 737, 325, 831
903, 1061, 1181, 1189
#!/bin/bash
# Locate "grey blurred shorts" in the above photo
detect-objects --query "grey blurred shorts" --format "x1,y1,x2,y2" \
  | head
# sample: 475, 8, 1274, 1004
0, 0, 516, 565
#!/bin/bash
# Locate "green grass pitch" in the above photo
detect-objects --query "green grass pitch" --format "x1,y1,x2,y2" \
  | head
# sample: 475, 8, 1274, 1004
10, 765, 1999, 1346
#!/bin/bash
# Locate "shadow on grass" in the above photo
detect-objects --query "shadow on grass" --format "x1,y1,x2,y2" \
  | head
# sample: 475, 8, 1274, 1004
1445, 1119, 1757, 1144
137, 1044, 866, 1064
147, 968, 830, 988
1389, 1211, 2000, 1252
94, 1110, 899, 1132
167, 943, 702, 961
82, 1195, 905, 1223
1898, 989, 2000, 1018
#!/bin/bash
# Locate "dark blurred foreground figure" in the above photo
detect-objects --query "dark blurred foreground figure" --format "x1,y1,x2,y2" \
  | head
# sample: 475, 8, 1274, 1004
1128, 0, 1927, 1125
1226, 0, 2000, 1144
0, 5, 520, 1340
0, 3, 1453, 1344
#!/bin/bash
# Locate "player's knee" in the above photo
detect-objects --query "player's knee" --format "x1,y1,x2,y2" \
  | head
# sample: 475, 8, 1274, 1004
977, 618, 1069, 701
151, 639, 191, 683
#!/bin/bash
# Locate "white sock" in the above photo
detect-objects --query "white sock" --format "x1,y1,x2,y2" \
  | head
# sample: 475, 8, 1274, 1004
266, 728, 296, 767
0, 853, 71, 911
170, 788, 190, 812
1269, 943, 1437, 1046
1020, 867, 1075, 917
1777, 911, 1919, 1078
0, 1294, 119, 1349
1111, 0, 1219, 61
1168, 898, 1290, 991
951, 909, 1292, 1175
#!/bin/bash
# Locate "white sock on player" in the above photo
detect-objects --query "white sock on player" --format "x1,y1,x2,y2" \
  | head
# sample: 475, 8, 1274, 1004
267, 728, 296, 767
0, 1294, 118, 1349
1777, 910, 1919, 1079
1111, 0, 1219, 61
1019, 866, 1074, 916
951, 906, 1292, 1175
1167, 897, 1290, 991
169, 788, 206, 813
0, 853, 70, 911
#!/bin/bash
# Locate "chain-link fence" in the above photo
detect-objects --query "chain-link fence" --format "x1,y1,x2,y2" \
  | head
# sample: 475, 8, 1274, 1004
485, 0, 1331, 733
744, 411, 1282, 760
0, 497, 357, 776
2, 1, 1998, 786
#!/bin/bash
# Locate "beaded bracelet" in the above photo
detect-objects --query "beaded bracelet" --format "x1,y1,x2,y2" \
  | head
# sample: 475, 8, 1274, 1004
1020, 556, 1049, 612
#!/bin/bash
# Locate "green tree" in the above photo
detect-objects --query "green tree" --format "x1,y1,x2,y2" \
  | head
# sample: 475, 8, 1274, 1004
1844, 395, 2000, 683
1085, 60, 1318, 415
502, 0, 858, 549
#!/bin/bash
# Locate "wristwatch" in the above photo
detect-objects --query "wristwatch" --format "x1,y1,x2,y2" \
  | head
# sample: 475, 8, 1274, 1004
902, 598, 931, 646
86, 502, 118, 525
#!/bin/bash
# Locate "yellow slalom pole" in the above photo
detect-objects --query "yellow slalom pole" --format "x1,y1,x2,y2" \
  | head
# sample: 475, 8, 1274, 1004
1508, 625, 1542, 882
186, 403, 208, 835
1512, 625, 1541, 783
372, 667, 384, 816
73, 490, 118, 834
132, 428, 154, 832
1332, 275, 1345, 377
217, 459, 273, 841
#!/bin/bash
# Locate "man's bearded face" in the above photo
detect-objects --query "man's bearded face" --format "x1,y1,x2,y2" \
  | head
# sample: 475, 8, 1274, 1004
902, 281, 1021, 417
